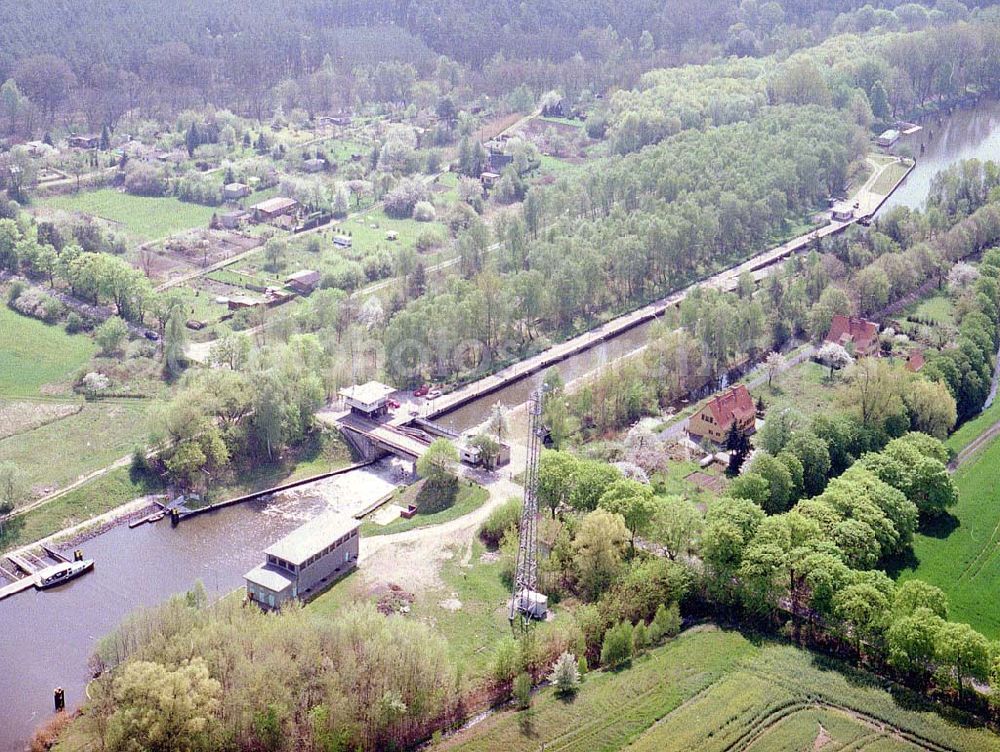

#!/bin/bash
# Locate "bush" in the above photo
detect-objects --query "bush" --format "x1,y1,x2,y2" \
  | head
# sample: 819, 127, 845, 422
415, 229, 445, 252
95, 316, 129, 355
64, 311, 86, 333
413, 200, 436, 222
548, 651, 580, 696
6, 279, 25, 303
492, 636, 519, 689
479, 497, 521, 547
384, 178, 430, 219
600, 621, 633, 668
648, 602, 681, 643
124, 162, 169, 196
632, 621, 649, 654
10, 286, 63, 322
513, 672, 532, 710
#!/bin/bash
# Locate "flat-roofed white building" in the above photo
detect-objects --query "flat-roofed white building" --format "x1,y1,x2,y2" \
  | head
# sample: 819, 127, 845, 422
339, 381, 395, 418
244, 511, 359, 610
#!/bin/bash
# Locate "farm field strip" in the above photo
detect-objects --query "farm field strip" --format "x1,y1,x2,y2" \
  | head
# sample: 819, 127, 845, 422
900, 436, 1000, 638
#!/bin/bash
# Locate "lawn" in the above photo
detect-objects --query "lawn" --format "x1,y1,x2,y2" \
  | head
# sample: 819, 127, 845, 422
871, 160, 911, 196
0, 307, 95, 397
410, 539, 514, 681
751, 360, 838, 419
439, 628, 1000, 752
360, 479, 489, 536
0, 401, 154, 496
896, 437, 1000, 639
43, 189, 218, 240
906, 291, 955, 326
0, 466, 163, 554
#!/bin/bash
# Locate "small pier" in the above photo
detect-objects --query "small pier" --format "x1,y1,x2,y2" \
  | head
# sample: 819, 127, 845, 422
0, 545, 92, 601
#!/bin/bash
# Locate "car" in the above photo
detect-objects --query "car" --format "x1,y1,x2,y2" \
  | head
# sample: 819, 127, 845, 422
426, 388, 442, 400
413, 385, 430, 397
387, 398, 400, 409
144, 331, 160, 341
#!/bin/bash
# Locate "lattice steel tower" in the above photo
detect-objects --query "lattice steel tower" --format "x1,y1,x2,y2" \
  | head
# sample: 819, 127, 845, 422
509, 387, 547, 632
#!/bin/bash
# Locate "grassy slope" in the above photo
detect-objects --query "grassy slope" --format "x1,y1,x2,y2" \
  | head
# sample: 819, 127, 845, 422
439, 628, 999, 752
898, 437, 1000, 638
360, 480, 489, 536
0, 307, 95, 396
0, 401, 152, 492
872, 161, 912, 196
438, 628, 755, 752
43, 189, 217, 240
629, 639, 998, 752
0, 466, 162, 553
946, 399, 1000, 454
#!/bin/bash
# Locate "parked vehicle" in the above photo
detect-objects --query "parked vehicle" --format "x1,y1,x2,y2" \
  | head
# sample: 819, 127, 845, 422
413, 385, 430, 397
426, 388, 442, 400
387, 398, 400, 409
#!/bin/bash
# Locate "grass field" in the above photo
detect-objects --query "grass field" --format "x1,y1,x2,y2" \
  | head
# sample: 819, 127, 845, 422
907, 291, 955, 326
897, 437, 1000, 639
0, 466, 163, 553
0, 307, 95, 397
0, 401, 153, 495
751, 360, 838, 418
360, 480, 489, 536
439, 627, 1000, 752
872, 161, 912, 196
43, 189, 217, 240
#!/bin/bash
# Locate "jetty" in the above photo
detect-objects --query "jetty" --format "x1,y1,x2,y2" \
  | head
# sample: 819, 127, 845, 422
0, 545, 88, 601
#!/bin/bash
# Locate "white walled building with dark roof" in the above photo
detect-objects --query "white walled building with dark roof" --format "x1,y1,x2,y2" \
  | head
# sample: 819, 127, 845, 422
244, 511, 359, 610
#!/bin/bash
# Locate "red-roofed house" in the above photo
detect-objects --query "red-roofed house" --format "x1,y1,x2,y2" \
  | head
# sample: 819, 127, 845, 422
904, 349, 926, 372
688, 385, 756, 444
826, 315, 879, 357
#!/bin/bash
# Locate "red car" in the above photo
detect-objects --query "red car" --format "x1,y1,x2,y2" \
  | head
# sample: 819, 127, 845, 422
413, 385, 430, 397
387, 398, 401, 409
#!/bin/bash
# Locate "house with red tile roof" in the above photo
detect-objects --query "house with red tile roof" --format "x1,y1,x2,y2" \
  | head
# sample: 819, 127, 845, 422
688, 384, 756, 444
904, 349, 926, 372
826, 315, 879, 357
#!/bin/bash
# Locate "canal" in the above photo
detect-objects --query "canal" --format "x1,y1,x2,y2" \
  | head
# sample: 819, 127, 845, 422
2, 98, 999, 750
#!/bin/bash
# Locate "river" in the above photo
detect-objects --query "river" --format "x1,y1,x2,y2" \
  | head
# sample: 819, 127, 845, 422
880, 98, 1000, 212
2, 100, 1000, 751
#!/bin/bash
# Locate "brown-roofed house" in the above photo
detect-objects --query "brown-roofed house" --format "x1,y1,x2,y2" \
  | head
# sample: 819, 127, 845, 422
904, 349, 926, 372
688, 384, 756, 444
251, 196, 300, 223
826, 314, 879, 357
285, 269, 321, 294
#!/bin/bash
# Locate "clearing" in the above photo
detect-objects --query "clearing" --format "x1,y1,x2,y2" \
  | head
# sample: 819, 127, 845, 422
0, 307, 95, 397
897, 436, 1000, 639
438, 627, 998, 751
41, 189, 217, 241
0, 401, 152, 498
